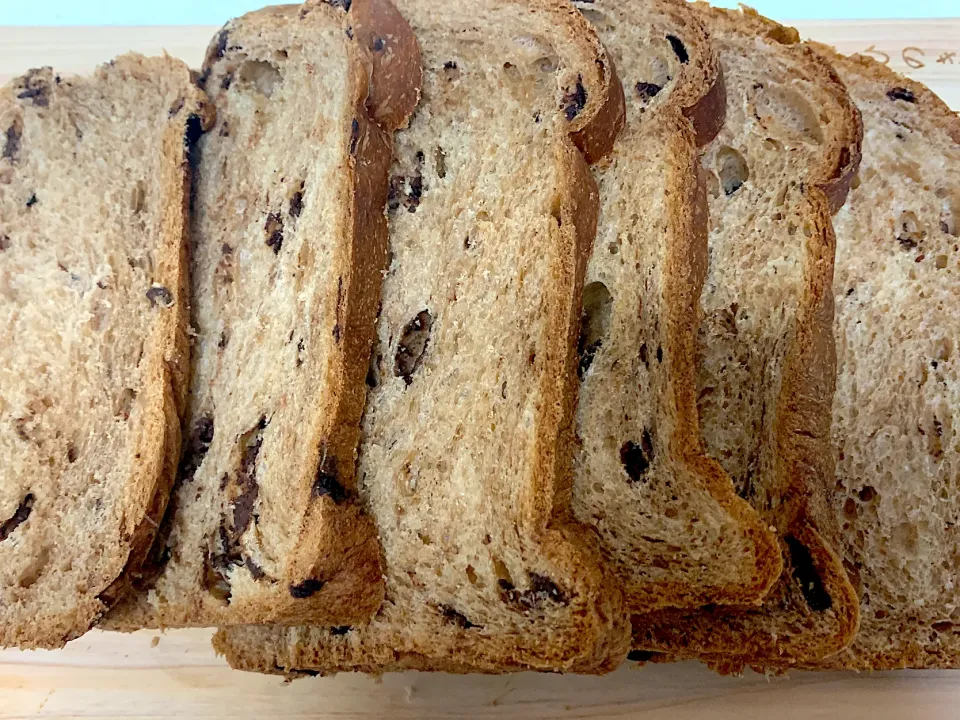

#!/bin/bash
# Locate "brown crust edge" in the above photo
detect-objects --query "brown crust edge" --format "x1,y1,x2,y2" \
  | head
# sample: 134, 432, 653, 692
107, 2, 421, 629
633, 5, 863, 667
94, 78, 215, 619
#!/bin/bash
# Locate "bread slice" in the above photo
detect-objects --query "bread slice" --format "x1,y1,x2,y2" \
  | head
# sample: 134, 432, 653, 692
214, 0, 632, 674
0, 55, 212, 648
632, 6, 864, 670
796, 50, 960, 671
104, 0, 422, 629
570, 0, 781, 615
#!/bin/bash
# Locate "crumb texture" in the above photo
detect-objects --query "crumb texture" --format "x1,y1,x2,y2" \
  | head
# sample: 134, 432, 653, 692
105, 3, 397, 629
217, 0, 630, 674
0, 54, 205, 648
570, 0, 779, 613
634, 6, 862, 667
807, 51, 960, 670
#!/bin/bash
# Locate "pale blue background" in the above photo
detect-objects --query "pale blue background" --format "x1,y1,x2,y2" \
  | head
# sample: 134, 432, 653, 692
0, 0, 956, 25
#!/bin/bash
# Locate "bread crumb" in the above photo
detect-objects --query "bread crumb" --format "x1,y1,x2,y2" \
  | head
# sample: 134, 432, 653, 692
150, 636, 160, 648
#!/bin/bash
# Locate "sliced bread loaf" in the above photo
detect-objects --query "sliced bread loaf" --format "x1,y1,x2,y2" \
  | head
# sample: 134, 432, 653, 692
632, 6, 864, 670
104, 0, 422, 628
0, 55, 212, 648
215, 0, 632, 674
799, 50, 960, 670
570, 0, 781, 615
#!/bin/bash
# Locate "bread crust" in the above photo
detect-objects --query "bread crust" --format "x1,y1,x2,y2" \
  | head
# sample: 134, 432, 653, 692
792, 47, 960, 673
0, 55, 211, 648
632, 5, 863, 670
104, 0, 422, 629
216, 0, 632, 675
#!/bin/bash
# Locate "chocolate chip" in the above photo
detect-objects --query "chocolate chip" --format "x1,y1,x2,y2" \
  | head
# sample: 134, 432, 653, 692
179, 415, 215, 483
330, 625, 352, 636
621, 430, 654, 483
289, 182, 305, 219
312, 459, 347, 504
244, 556, 265, 580
444, 61, 458, 70
296, 338, 305, 367
439, 604, 480, 629
0, 493, 34, 543
395, 310, 432, 385
887, 87, 916, 103
16, 69, 50, 107
231, 416, 267, 540
3, 118, 22, 161
146, 285, 174, 308
366, 352, 382, 389
290, 578, 324, 599
372, 36, 385, 52
147, 285, 173, 308
203, 545, 232, 602
322, 0, 352, 10
387, 174, 405, 213
221, 73, 234, 91
265, 213, 284, 253
499, 573, 568, 610
785, 535, 832, 612
25, 193, 38, 208
627, 650, 656, 662
898, 235, 919, 250
219, 331, 229, 349
214, 29, 230, 60
562, 75, 587, 121
349, 118, 360, 156
666, 35, 689, 64
183, 113, 205, 151
635, 82, 662, 102
406, 173, 423, 212
578, 282, 612, 380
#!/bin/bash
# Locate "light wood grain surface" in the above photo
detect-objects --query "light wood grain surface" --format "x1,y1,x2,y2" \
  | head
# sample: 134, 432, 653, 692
1, 18, 959, 720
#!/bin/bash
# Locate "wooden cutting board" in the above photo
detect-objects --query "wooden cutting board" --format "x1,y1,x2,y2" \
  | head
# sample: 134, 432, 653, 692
1, 19, 959, 720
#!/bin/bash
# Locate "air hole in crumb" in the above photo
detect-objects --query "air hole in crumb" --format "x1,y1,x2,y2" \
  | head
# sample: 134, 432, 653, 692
858, 485, 877, 502
785, 535, 832, 612
238, 60, 283, 97
666, 35, 689, 64
896, 210, 925, 249
18, 544, 49, 588
939, 190, 959, 237
550, 195, 563, 225
716, 146, 749, 196
395, 310, 432, 385
578, 282, 612, 380
534, 54, 560, 73
933, 621, 954, 633
577, 8, 612, 31
753, 85, 824, 145
502, 62, 520, 80
67, 444, 79, 463
465, 564, 479, 585
620, 430, 655, 483
434, 146, 446, 179
116, 387, 137, 420
492, 557, 513, 588
131, 181, 147, 214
